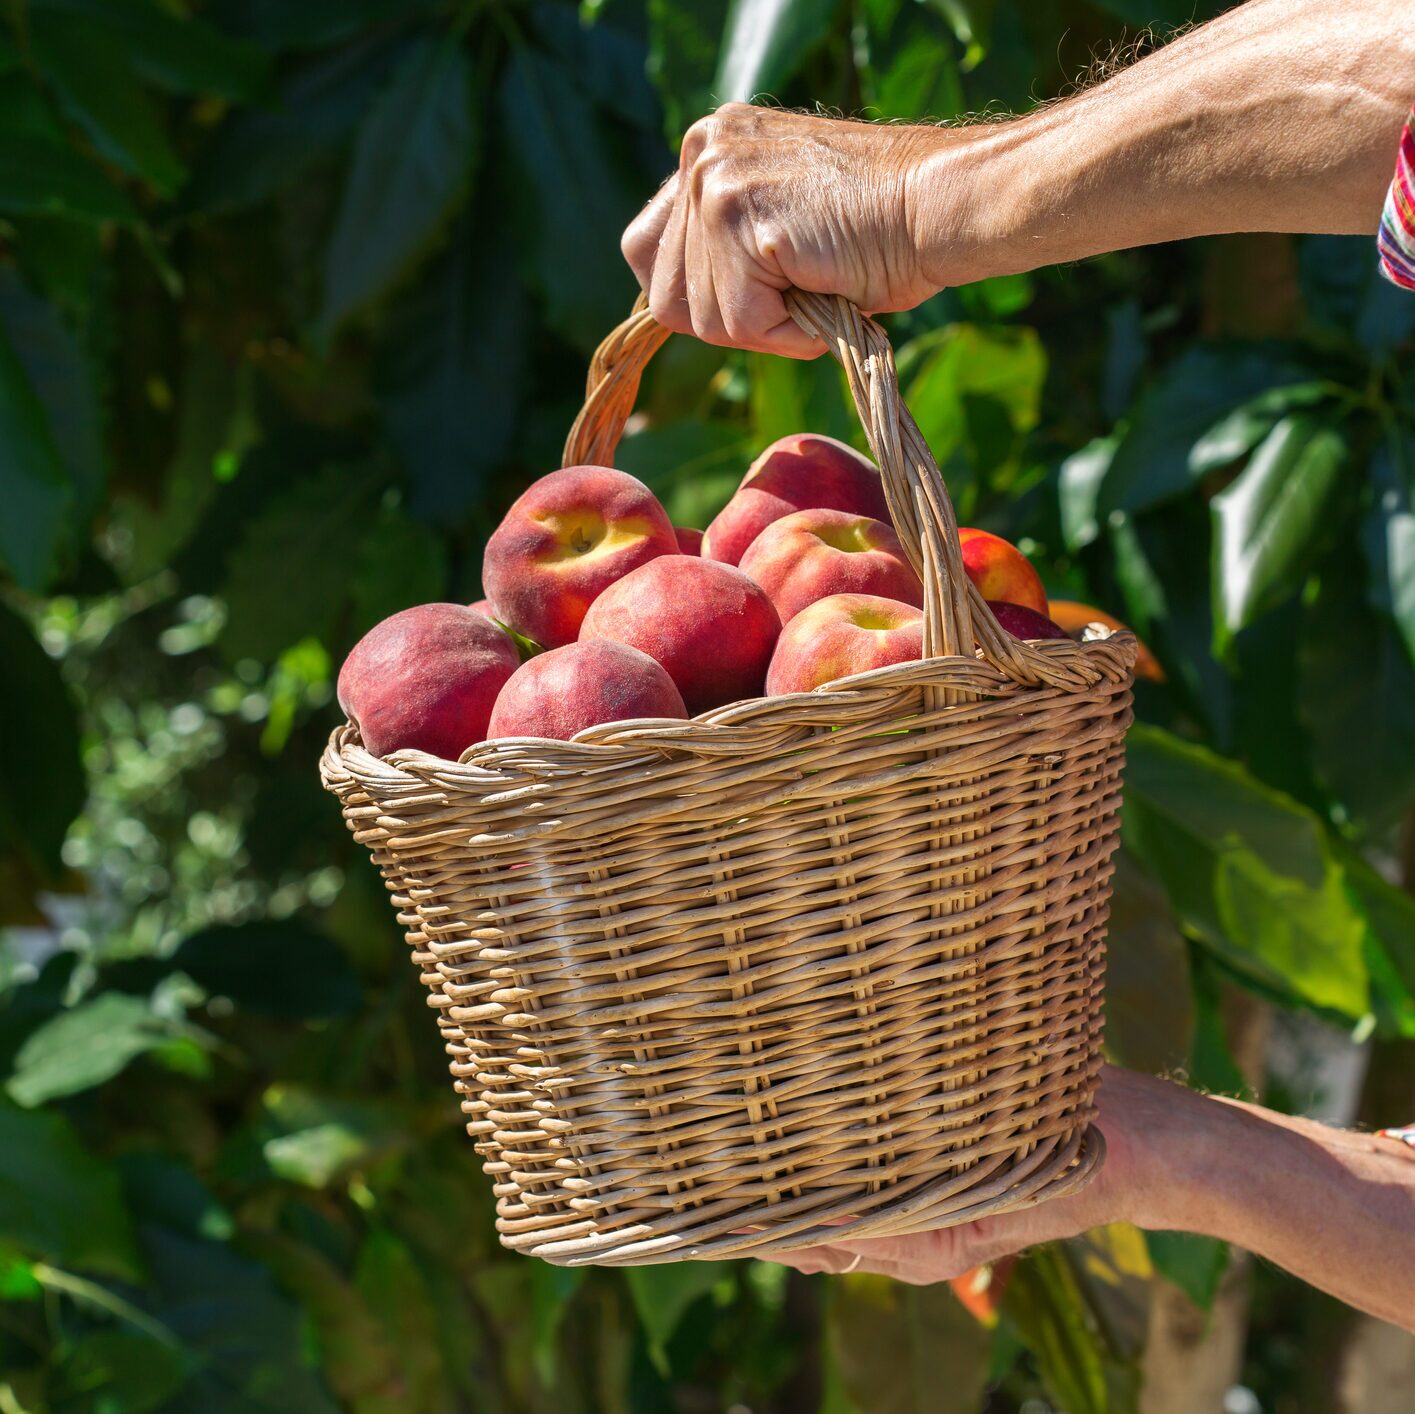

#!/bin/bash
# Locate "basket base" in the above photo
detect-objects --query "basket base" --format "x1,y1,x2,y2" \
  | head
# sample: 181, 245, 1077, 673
509, 1121, 1104, 1267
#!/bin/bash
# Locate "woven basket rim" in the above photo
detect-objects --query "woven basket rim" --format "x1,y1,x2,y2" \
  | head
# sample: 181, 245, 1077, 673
324, 629, 1137, 787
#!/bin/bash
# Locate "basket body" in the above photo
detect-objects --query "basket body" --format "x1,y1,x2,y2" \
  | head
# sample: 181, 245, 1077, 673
322, 639, 1133, 1265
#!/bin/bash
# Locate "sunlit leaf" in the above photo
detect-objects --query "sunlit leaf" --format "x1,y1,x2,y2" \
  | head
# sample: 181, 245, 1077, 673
1362, 426, 1415, 662
1211, 413, 1346, 639
714, 0, 840, 103
319, 34, 475, 336
257, 1087, 415, 1188
1003, 1248, 1111, 1414
1123, 724, 1370, 1019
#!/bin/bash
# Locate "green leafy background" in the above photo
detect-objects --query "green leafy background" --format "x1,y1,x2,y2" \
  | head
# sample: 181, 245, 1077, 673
1, 1, 1412, 1410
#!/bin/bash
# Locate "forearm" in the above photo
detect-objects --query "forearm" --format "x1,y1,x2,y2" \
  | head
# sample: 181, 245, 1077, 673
914, 0, 1415, 281
1116, 1073, 1415, 1330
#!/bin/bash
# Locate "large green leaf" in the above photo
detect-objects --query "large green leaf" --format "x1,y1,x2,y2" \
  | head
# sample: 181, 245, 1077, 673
29, 11, 185, 193
1122, 724, 1370, 1018
31, 0, 268, 100
1058, 434, 1116, 553
0, 319, 70, 588
0, 133, 138, 224
748, 348, 855, 449
501, 44, 649, 350
375, 214, 526, 520
861, 1, 964, 120
1003, 1248, 1110, 1414
186, 33, 411, 212
0, 601, 84, 875
1098, 346, 1306, 517
625, 1262, 732, 1372
1340, 847, 1415, 1038
826, 1272, 993, 1414
6, 992, 201, 1108
714, 0, 841, 103
0, 267, 105, 523
0, 1102, 142, 1278
1363, 426, 1415, 662
1298, 569, 1415, 835
1211, 413, 1346, 640
217, 463, 383, 662
318, 34, 475, 336
255, 1087, 415, 1188
172, 920, 361, 1021
1145, 1231, 1230, 1313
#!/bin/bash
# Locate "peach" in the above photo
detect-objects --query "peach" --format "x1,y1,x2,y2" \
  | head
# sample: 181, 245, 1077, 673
738, 507, 923, 623
986, 601, 1068, 641
482, 466, 678, 647
469, 598, 494, 619
766, 594, 923, 695
579, 557, 780, 713
1048, 600, 1165, 681
958, 528, 1047, 614
337, 603, 519, 759
702, 434, 890, 566
674, 526, 704, 555
487, 640, 686, 741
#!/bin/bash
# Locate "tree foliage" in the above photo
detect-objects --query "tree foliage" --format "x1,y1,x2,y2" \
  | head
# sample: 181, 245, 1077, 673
0, 2, 1411, 1411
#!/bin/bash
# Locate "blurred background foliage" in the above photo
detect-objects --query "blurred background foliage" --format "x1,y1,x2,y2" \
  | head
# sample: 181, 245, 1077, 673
0, 0, 1412, 1410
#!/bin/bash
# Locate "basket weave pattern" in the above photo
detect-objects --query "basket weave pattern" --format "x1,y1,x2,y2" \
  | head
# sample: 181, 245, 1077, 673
322, 294, 1135, 1266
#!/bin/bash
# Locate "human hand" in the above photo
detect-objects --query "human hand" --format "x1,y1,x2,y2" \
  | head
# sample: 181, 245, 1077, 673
621, 104, 991, 359
768, 1065, 1158, 1283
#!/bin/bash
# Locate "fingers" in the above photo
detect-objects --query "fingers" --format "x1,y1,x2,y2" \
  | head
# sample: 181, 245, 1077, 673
767, 1244, 862, 1276
621, 171, 678, 292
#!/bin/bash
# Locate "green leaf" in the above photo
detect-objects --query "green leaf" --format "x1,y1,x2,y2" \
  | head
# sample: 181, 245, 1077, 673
1298, 568, 1415, 835
0, 267, 105, 523
0, 602, 84, 876
173, 920, 361, 1021
1099, 345, 1306, 516
258, 1087, 413, 1188
1123, 724, 1370, 1019
501, 44, 647, 350
714, 0, 841, 103
1188, 381, 1333, 475
142, 1227, 338, 1414
47, 1328, 192, 1414
375, 214, 526, 521
615, 419, 753, 528
1363, 426, 1415, 662
319, 35, 475, 336
1299, 233, 1415, 357
186, 33, 412, 212
1003, 1247, 1109, 1414
647, 0, 723, 140
0, 1101, 142, 1278
0, 318, 70, 587
1211, 413, 1346, 639
6, 992, 196, 1107
825, 1272, 993, 1414
217, 463, 383, 662
0, 134, 138, 224
1340, 847, 1415, 1038
1145, 1232, 1230, 1313
748, 348, 855, 449
860, 0, 964, 119
625, 1262, 733, 1371
1058, 435, 1117, 552
29, 11, 186, 193
31, 0, 268, 100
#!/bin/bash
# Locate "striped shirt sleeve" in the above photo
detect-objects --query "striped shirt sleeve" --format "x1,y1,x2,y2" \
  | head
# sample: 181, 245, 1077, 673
1378, 106, 1415, 290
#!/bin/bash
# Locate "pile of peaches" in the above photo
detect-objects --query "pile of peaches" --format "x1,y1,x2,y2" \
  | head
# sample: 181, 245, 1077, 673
339, 434, 1152, 759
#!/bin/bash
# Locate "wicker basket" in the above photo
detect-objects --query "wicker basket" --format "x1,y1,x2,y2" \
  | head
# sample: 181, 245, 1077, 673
322, 292, 1136, 1267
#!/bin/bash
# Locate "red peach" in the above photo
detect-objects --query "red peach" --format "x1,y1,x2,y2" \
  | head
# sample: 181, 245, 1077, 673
337, 603, 519, 759
766, 594, 923, 695
469, 598, 494, 619
579, 557, 780, 713
487, 640, 687, 741
674, 526, 704, 555
702, 434, 889, 566
986, 601, 1068, 641
483, 466, 678, 647
1048, 600, 1165, 681
958, 528, 1047, 614
738, 507, 923, 623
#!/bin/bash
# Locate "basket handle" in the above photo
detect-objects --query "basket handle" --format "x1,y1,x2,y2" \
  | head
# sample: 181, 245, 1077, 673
563, 291, 1062, 679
